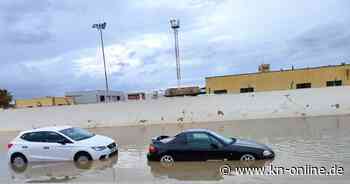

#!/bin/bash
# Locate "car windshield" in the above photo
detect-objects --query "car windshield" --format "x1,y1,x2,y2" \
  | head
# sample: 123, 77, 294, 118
59, 127, 94, 141
210, 131, 234, 145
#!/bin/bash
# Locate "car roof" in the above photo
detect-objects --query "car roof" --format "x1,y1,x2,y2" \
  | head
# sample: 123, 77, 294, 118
20, 126, 73, 135
181, 129, 213, 133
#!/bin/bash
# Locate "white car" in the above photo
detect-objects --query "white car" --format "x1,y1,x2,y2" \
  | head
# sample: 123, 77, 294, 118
8, 126, 118, 168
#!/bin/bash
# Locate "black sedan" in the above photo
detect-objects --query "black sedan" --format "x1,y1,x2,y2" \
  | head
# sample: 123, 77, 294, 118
147, 129, 274, 162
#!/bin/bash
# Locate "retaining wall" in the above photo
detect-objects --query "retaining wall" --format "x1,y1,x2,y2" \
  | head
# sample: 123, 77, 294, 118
0, 86, 349, 131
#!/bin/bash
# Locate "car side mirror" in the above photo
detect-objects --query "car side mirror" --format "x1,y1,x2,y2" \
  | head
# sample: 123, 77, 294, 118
210, 143, 219, 149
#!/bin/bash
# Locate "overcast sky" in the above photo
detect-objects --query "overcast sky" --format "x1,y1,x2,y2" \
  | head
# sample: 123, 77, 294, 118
1, 0, 350, 99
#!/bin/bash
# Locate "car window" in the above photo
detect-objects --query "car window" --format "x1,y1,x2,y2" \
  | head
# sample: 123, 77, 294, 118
44, 131, 69, 143
21, 131, 69, 143
59, 127, 94, 141
21, 132, 47, 142
186, 132, 211, 149
172, 134, 186, 145
209, 131, 234, 145
209, 136, 224, 148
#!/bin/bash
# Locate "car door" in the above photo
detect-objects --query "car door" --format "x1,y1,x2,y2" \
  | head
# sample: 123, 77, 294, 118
206, 135, 227, 161
166, 134, 190, 161
44, 131, 74, 161
21, 131, 51, 161
185, 132, 212, 161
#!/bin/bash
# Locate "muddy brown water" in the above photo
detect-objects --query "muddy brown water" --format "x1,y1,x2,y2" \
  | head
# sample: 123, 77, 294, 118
1, 114, 350, 183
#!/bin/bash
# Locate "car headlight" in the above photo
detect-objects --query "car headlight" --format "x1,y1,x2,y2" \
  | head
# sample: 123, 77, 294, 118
92, 146, 107, 151
263, 150, 272, 156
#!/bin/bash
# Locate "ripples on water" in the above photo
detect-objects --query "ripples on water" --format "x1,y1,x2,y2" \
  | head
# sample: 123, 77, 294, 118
1, 115, 350, 183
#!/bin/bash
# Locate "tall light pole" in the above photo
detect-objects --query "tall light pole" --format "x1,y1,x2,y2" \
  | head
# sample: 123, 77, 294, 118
170, 19, 181, 87
92, 22, 109, 103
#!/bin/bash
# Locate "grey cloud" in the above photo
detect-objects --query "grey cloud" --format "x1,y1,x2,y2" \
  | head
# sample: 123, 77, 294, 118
283, 22, 350, 64
1, 0, 350, 98
292, 23, 349, 48
1, 0, 53, 44
188, 0, 226, 7
6, 30, 53, 44
128, 51, 137, 58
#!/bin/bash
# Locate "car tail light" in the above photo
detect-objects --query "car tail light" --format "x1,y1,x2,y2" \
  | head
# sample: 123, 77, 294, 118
7, 143, 13, 149
149, 145, 157, 153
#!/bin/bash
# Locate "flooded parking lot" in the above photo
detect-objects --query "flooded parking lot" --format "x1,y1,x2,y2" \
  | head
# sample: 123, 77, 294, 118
1, 114, 350, 183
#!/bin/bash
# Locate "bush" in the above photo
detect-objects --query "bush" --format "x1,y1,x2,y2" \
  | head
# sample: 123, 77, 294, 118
0, 89, 12, 109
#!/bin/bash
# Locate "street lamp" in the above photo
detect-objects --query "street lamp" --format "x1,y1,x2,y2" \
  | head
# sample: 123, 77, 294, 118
170, 19, 181, 87
92, 22, 109, 103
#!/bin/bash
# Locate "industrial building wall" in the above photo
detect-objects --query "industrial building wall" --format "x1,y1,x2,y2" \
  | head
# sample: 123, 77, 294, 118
54, 97, 74, 105
73, 94, 99, 104
1, 86, 349, 131
15, 97, 73, 108
15, 97, 54, 108
206, 64, 350, 93
66, 91, 126, 104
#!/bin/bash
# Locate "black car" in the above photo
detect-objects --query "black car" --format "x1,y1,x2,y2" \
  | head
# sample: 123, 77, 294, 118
147, 129, 274, 162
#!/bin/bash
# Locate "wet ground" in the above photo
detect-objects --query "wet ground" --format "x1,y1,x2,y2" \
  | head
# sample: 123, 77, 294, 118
1, 114, 350, 183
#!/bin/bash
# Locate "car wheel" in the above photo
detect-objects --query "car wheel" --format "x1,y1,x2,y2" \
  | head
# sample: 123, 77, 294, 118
74, 152, 92, 169
160, 155, 174, 163
160, 155, 175, 168
240, 154, 256, 161
10, 153, 28, 173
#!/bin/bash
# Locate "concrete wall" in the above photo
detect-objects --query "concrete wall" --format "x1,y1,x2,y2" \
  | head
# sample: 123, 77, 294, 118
1, 86, 350, 131
206, 64, 350, 93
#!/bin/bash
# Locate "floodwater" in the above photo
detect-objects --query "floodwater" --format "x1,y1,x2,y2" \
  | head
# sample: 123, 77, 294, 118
1, 114, 350, 183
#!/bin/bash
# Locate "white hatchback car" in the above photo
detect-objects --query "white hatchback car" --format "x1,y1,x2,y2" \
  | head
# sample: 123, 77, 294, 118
8, 126, 118, 167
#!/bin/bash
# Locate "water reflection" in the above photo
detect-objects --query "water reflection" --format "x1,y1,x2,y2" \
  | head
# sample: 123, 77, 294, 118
2, 115, 350, 183
9, 155, 118, 183
147, 160, 272, 181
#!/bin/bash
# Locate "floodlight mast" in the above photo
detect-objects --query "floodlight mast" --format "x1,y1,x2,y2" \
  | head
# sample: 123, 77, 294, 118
170, 19, 181, 87
92, 22, 109, 103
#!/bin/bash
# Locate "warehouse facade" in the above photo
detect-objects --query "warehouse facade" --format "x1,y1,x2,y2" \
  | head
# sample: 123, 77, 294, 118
206, 63, 350, 94
15, 97, 74, 108
65, 90, 125, 104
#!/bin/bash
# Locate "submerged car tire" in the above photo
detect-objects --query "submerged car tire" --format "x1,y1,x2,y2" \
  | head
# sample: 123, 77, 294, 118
160, 155, 174, 163
240, 154, 256, 161
160, 155, 175, 168
74, 152, 93, 169
10, 153, 28, 173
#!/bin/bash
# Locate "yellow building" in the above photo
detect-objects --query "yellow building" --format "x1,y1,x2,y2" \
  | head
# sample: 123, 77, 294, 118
15, 97, 74, 108
206, 63, 350, 94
